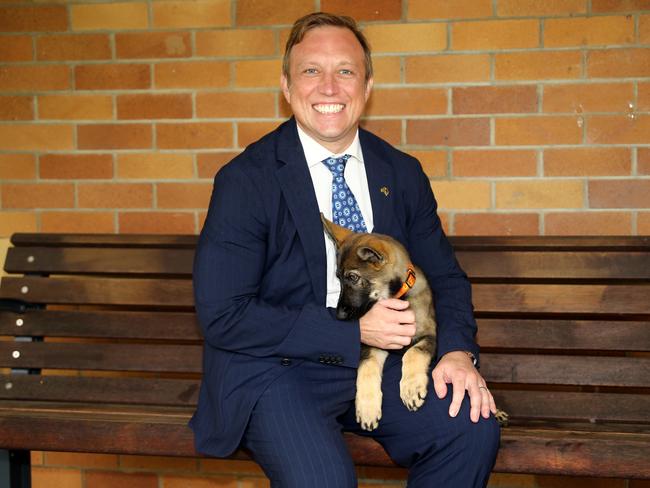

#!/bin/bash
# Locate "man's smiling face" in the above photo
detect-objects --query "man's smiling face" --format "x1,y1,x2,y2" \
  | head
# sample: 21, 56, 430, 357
281, 25, 373, 154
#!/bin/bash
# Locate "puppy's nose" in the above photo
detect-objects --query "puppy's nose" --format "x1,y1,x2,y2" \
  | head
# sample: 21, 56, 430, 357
336, 305, 351, 320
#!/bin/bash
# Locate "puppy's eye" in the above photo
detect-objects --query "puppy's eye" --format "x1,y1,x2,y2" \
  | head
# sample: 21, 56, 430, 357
346, 272, 359, 283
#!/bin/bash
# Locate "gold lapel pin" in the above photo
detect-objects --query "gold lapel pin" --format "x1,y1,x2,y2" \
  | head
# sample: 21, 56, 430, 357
380, 186, 390, 197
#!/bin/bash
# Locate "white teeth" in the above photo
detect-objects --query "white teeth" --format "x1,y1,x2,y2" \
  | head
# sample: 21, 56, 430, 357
314, 104, 344, 114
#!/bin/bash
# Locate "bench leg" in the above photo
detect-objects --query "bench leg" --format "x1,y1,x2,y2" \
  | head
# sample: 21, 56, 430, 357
0, 450, 31, 488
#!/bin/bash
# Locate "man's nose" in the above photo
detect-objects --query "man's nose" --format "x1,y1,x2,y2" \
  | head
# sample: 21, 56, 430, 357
319, 73, 339, 95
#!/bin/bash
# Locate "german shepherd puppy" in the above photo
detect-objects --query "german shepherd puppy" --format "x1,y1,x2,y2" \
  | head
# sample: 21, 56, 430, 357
321, 215, 437, 431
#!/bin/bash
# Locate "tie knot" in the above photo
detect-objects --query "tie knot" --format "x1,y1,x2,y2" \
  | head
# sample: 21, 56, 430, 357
322, 154, 351, 176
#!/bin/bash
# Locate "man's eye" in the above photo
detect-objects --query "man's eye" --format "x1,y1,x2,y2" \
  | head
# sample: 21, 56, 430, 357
339, 69, 353, 75
304, 68, 318, 74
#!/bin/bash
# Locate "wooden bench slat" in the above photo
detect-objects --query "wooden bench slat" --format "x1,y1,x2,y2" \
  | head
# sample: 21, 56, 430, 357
491, 390, 650, 424
11, 233, 197, 249
0, 310, 202, 340
473, 283, 650, 315
477, 319, 650, 351
0, 276, 194, 307
481, 354, 650, 387
5, 247, 194, 276
0, 375, 199, 406
449, 235, 650, 251
1, 406, 649, 478
457, 251, 650, 280
0, 343, 202, 373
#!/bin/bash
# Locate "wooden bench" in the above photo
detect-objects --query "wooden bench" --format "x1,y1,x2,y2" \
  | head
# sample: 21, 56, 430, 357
1, 233, 649, 486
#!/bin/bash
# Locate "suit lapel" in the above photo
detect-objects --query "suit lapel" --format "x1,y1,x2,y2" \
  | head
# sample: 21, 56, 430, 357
360, 130, 397, 236
275, 119, 328, 304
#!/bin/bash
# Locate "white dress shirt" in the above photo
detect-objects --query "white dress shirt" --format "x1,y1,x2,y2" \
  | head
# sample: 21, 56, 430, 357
296, 125, 374, 308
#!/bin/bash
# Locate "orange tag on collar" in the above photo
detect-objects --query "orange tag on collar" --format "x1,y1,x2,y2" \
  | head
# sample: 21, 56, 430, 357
394, 265, 416, 299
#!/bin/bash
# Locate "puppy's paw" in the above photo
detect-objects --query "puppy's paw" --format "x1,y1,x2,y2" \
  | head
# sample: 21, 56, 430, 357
356, 390, 382, 431
400, 372, 428, 411
495, 409, 509, 427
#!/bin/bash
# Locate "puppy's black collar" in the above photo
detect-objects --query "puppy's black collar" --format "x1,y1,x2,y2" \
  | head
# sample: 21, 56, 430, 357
394, 265, 416, 299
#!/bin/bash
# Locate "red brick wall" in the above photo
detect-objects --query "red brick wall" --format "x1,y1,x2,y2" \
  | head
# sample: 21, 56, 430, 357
1, 1, 650, 486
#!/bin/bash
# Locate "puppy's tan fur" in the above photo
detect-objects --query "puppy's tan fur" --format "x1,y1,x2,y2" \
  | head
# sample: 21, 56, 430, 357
322, 216, 437, 431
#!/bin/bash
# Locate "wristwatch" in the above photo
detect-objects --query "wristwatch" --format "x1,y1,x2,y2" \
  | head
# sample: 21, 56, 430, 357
464, 351, 478, 367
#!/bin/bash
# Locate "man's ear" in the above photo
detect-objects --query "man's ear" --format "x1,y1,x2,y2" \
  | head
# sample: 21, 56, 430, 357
321, 214, 353, 249
281, 73, 291, 104
364, 77, 374, 102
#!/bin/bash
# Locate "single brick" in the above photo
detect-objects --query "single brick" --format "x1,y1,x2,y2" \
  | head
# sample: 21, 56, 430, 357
639, 82, 650, 111
592, 0, 650, 12
117, 153, 194, 179
406, 54, 491, 83
78, 183, 153, 209
588, 48, 650, 78
157, 183, 213, 209
116, 32, 191, 59
544, 148, 631, 176
409, 0, 492, 19
234, 59, 282, 88
320, 0, 403, 21
638, 212, 650, 234
155, 61, 230, 88
453, 19, 539, 50
407, 150, 447, 178
0, 154, 36, 180
77, 124, 152, 150
196, 29, 276, 57
544, 16, 634, 48
85, 470, 157, 488
495, 116, 582, 145
0, 5, 67, 32
543, 83, 634, 113
42, 212, 115, 233
38, 94, 113, 120
407, 118, 491, 146
0, 95, 33, 121
117, 93, 192, 120
236, 0, 314, 26
238, 121, 283, 148
587, 115, 650, 144
430, 181, 491, 209
366, 88, 447, 116
453, 149, 538, 177
157, 122, 233, 149
152, 1, 230, 29
71, 2, 148, 31
455, 213, 540, 236
364, 23, 447, 53
0, 124, 73, 151
359, 119, 402, 146
44, 452, 119, 469
453, 85, 537, 114
0, 212, 37, 234
372, 56, 402, 84
197, 152, 240, 178
2, 183, 75, 209
498, 0, 587, 15
589, 180, 650, 208
639, 148, 650, 175
0, 65, 70, 91
197, 91, 276, 118
119, 212, 196, 234
75, 64, 150, 90
0, 35, 32, 62
36, 34, 111, 61
120, 455, 199, 471
495, 51, 582, 80
545, 212, 632, 235
496, 180, 584, 209
40, 154, 113, 179
640, 14, 650, 43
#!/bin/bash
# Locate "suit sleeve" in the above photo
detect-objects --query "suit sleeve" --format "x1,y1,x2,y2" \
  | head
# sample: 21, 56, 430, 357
405, 162, 480, 366
193, 163, 360, 367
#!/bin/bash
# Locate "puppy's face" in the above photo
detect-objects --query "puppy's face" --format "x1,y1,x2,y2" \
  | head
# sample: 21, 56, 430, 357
321, 216, 409, 321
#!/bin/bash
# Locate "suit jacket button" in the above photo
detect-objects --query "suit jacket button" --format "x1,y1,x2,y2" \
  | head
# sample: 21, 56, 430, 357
319, 355, 326, 363
280, 358, 291, 366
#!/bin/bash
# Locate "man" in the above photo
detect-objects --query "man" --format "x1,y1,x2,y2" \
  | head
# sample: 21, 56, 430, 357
191, 12, 500, 487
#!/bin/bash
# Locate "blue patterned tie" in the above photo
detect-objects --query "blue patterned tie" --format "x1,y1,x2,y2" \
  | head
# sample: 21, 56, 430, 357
322, 154, 367, 233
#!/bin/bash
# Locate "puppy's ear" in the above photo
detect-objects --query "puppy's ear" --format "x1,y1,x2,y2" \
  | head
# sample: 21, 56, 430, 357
321, 213, 353, 249
357, 246, 385, 265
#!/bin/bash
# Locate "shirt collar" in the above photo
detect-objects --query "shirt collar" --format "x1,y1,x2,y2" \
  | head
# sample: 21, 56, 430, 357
296, 124, 364, 168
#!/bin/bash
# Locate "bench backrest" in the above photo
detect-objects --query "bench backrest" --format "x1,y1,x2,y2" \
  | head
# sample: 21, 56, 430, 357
1, 234, 649, 427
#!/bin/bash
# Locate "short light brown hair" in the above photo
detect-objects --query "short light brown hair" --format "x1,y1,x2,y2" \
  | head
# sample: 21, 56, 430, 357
283, 12, 373, 84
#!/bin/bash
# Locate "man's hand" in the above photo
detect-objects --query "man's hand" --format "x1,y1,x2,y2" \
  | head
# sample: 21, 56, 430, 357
431, 351, 497, 423
359, 299, 416, 349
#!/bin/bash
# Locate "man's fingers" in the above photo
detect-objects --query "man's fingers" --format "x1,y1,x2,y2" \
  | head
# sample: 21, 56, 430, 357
431, 370, 447, 399
468, 383, 482, 423
449, 377, 465, 417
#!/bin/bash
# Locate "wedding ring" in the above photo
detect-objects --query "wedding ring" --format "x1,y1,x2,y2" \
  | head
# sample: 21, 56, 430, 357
479, 386, 488, 391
